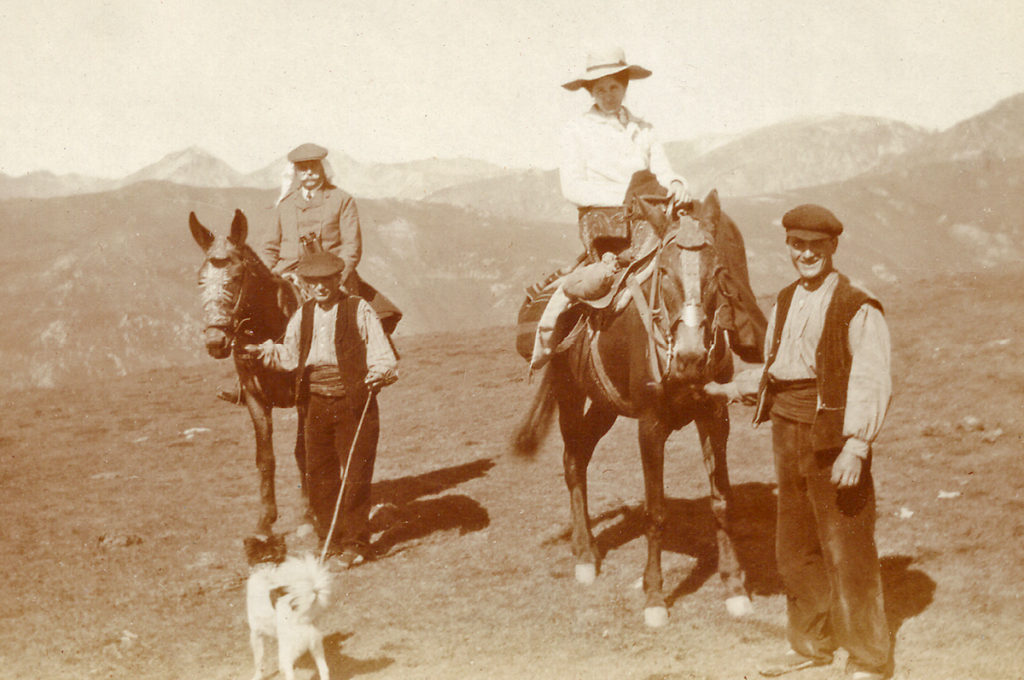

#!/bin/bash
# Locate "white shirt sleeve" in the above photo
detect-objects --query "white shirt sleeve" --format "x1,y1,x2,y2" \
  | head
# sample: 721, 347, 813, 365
842, 303, 892, 456
257, 311, 302, 372
356, 299, 399, 383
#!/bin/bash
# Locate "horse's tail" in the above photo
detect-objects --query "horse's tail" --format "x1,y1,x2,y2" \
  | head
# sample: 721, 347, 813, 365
512, 367, 558, 457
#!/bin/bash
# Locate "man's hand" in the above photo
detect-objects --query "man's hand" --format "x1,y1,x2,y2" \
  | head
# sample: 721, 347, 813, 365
364, 371, 396, 393
831, 440, 867, 488
236, 343, 263, 364
703, 367, 762, 404
703, 381, 742, 401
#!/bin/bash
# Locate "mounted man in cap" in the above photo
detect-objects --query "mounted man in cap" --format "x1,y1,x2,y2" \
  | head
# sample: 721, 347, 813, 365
707, 204, 893, 680
217, 142, 402, 405
261, 142, 401, 334
240, 250, 398, 568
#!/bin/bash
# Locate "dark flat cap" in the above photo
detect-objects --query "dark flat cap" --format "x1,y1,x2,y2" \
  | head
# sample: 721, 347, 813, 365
287, 143, 328, 163
295, 251, 345, 277
782, 204, 843, 240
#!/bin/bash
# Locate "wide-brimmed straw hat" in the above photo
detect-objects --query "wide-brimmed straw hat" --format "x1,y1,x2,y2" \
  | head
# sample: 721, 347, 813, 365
562, 47, 652, 91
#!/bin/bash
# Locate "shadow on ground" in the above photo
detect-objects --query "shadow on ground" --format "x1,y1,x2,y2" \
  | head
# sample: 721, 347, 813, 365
881, 555, 936, 634
323, 631, 394, 679
557, 481, 783, 602
369, 458, 494, 556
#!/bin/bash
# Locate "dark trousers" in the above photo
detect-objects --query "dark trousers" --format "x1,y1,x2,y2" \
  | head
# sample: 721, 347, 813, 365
771, 415, 891, 674
303, 392, 379, 555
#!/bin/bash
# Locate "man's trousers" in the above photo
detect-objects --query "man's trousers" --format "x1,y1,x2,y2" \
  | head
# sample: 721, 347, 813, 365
303, 392, 379, 555
771, 415, 891, 675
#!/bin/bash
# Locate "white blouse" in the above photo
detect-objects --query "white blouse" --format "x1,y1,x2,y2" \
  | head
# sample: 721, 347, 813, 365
559, 105, 686, 208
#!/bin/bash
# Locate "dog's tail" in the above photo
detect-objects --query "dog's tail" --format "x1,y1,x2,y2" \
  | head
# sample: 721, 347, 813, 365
275, 553, 333, 614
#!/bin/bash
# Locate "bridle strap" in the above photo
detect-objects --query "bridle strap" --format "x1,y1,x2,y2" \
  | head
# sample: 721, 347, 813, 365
203, 257, 254, 343
587, 330, 635, 415
625, 274, 667, 386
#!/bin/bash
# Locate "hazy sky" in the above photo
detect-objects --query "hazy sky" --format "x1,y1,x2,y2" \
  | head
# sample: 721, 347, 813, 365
2, 0, 1023, 178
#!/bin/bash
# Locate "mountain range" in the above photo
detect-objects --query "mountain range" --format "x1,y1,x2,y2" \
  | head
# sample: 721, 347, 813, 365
2, 91, 1022, 389
0, 146, 513, 202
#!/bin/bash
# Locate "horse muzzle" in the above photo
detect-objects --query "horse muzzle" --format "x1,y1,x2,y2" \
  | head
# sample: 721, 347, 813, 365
204, 327, 232, 359
667, 304, 708, 384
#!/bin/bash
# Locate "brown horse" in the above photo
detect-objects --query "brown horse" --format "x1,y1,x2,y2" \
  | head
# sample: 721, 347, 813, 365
513, 192, 763, 627
189, 209, 310, 537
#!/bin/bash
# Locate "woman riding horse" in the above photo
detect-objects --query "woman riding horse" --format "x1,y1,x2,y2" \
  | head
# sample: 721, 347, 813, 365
514, 194, 764, 627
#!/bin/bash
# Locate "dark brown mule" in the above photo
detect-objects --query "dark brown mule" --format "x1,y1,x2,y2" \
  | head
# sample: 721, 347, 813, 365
189, 210, 311, 537
514, 192, 762, 627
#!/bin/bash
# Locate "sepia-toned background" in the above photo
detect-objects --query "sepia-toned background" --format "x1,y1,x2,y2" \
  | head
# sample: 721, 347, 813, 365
1, 1, 1022, 678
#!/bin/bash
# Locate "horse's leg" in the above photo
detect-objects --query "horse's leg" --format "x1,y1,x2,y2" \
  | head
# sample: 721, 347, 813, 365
558, 384, 616, 584
638, 412, 671, 627
292, 403, 315, 536
243, 388, 277, 537
695, 400, 752, 617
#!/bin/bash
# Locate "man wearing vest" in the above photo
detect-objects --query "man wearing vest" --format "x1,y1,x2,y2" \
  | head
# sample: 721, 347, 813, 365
750, 205, 893, 679
218, 142, 400, 405
243, 251, 398, 568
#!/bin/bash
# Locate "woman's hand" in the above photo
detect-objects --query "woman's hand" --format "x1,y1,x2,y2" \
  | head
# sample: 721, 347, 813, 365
668, 180, 692, 208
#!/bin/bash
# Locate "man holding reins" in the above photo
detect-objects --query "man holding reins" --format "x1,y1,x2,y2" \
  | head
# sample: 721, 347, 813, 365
240, 250, 398, 568
710, 204, 893, 679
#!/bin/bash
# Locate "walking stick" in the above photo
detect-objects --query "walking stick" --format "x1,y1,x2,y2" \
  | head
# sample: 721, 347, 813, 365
319, 390, 375, 566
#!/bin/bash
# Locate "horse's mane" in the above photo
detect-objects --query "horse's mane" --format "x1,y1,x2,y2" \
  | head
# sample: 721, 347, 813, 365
234, 242, 276, 283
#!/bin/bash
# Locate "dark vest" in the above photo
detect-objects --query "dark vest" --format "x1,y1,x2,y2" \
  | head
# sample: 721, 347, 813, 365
754, 274, 883, 451
294, 295, 368, 404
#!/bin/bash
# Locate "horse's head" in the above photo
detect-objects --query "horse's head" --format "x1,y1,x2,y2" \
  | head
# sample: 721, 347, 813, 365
190, 210, 251, 359
654, 191, 729, 386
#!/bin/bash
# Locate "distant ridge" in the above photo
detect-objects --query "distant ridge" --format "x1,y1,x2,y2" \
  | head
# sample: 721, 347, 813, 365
4, 90, 1023, 204
672, 113, 931, 198
880, 91, 1024, 169
119, 146, 245, 187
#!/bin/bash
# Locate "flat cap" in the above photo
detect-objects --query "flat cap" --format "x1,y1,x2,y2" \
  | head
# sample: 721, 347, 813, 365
295, 251, 345, 277
782, 204, 843, 240
287, 143, 328, 163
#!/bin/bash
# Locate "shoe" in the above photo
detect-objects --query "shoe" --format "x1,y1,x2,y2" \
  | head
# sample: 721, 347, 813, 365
335, 548, 365, 569
759, 650, 830, 677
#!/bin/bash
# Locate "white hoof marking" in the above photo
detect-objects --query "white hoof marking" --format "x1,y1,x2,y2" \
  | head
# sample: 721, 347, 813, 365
575, 564, 596, 584
295, 523, 314, 538
644, 606, 669, 628
726, 595, 753, 617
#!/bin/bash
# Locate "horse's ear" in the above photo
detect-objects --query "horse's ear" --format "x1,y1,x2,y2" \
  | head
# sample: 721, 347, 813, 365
703, 189, 722, 222
189, 212, 215, 251
229, 209, 248, 245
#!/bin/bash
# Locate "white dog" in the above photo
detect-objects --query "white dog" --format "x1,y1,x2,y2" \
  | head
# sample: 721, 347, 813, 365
244, 536, 333, 680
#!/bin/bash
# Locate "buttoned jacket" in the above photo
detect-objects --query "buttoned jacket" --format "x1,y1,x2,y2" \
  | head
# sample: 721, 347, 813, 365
261, 183, 362, 287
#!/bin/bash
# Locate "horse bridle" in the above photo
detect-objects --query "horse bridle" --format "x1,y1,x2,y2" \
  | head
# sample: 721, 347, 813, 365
653, 219, 731, 382
200, 252, 256, 352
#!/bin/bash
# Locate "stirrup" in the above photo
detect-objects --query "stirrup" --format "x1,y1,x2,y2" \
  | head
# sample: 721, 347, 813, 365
216, 386, 243, 405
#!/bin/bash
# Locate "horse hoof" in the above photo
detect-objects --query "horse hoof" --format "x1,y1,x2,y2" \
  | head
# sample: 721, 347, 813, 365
295, 523, 314, 538
575, 564, 597, 584
644, 606, 669, 628
725, 595, 753, 618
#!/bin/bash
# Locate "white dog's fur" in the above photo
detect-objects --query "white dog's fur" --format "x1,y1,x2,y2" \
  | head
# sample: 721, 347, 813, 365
246, 551, 333, 680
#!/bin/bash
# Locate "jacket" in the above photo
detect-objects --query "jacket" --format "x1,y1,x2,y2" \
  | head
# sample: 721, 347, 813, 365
261, 183, 362, 289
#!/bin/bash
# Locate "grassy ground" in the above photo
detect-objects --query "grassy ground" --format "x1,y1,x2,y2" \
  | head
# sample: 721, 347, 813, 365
1, 268, 1022, 679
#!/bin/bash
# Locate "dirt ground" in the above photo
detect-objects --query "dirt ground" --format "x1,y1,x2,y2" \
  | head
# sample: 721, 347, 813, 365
1, 268, 1022, 680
